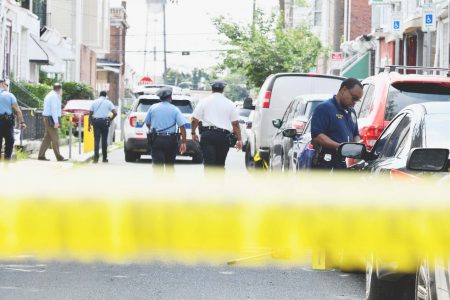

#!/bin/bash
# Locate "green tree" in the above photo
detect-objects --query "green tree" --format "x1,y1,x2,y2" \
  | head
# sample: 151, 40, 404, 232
224, 74, 249, 102
165, 68, 192, 87
213, 10, 323, 88
61, 82, 95, 105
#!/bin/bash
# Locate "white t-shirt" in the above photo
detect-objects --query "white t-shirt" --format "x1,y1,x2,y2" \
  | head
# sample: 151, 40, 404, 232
192, 93, 239, 132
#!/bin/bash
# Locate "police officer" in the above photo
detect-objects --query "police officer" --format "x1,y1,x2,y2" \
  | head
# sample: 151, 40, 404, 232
311, 78, 363, 170
38, 83, 67, 161
0, 79, 26, 160
144, 87, 187, 168
191, 79, 242, 169
88, 91, 117, 163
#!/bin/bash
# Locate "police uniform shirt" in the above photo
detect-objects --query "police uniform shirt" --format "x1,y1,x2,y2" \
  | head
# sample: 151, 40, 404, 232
90, 96, 115, 119
43, 91, 62, 124
192, 93, 239, 132
0, 88, 17, 115
311, 96, 359, 154
144, 102, 186, 134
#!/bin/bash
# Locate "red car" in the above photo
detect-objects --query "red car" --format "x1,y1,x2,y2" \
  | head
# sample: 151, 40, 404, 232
63, 99, 95, 129
355, 67, 450, 149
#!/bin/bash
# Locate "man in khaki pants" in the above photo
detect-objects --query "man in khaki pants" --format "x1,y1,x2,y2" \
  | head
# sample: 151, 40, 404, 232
38, 83, 67, 161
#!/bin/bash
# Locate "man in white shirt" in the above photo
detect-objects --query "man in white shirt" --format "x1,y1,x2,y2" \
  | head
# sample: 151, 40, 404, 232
38, 83, 67, 161
191, 79, 242, 168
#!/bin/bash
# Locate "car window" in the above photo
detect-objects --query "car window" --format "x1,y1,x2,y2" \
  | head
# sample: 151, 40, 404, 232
239, 109, 251, 118
385, 82, 450, 121
372, 114, 405, 156
304, 101, 323, 118
136, 99, 160, 112
354, 84, 369, 116
281, 100, 296, 125
358, 84, 375, 118
379, 114, 412, 158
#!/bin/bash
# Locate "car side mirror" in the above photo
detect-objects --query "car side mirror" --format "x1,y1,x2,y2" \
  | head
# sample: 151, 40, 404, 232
282, 128, 297, 138
243, 97, 255, 110
406, 148, 449, 172
245, 121, 252, 129
338, 143, 367, 159
272, 118, 282, 129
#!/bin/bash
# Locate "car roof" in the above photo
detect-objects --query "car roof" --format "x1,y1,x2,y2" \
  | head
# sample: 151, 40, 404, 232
388, 72, 450, 84
293, 93, 332, 102
137, 95, 193, 101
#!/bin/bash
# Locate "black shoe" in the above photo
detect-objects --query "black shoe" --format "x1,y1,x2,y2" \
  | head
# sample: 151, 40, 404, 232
38, 157, 50, 161
57, 158, 68, 162
102, 159, 108, 163
93, 159, 98, 163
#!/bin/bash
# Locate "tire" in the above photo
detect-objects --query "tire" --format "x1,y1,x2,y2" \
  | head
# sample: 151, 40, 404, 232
415, 259, 437, 300
366, 261, 415, 300
192, 152, 203, 164
124, 149, 138, 162
245, 147, 257, 170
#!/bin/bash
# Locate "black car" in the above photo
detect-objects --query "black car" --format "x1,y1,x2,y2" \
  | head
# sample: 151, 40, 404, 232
339, 102, 450, 300
269, 94, 331, 171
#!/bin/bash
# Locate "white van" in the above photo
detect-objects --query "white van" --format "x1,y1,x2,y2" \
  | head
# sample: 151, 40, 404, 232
245, 73, 345, 169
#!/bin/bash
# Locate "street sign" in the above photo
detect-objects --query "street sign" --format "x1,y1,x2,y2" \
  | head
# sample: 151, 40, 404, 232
330, 52, 343, 70
392, 13, 402, 35
422, 6, 436, 31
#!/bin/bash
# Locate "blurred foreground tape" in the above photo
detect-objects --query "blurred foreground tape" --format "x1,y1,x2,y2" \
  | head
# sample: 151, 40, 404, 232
0, 165, 450, 270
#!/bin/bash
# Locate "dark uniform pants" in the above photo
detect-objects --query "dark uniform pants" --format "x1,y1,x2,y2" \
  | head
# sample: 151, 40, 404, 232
0, 118, 14, 159
151, 135, 178, 166
200, 130, 230, 168
93, 119, 109, 160
315, 156, 346, 170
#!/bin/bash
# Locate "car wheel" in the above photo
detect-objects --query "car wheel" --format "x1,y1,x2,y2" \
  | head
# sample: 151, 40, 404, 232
192, 152, 203, 164
415, 259, 437, 300
366, 261, 415, 300
124, 149, 138, 162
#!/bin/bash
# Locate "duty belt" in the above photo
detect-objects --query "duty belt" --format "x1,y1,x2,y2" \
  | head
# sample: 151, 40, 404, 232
155, 132, 177, 136
202, 126, 230, 134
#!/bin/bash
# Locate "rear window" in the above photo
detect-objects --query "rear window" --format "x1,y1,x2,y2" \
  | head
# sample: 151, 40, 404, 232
385, 82, 450, 121
136, 99, 193, 114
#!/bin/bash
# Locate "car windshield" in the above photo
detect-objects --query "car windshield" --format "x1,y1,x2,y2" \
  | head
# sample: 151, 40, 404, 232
425, 115, 450, 149
385, 82, 450, 121
64, 101, 93, 110
136, 99, 193, 114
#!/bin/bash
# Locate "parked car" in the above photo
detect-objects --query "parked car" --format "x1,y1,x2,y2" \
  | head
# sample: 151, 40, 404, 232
123, 94, 202, 163
354, 67, 450, 149
269, 94, 330, 171
244, 73, 345, 169
338, 102, 450, 300
63, 99, 94, 129
238, 108, 252, 148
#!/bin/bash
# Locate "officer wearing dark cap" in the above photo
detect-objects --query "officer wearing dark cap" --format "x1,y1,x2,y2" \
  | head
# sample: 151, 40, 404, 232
0, 79, 26, 160
191, 79, 242, 169
144, 87, 187, 169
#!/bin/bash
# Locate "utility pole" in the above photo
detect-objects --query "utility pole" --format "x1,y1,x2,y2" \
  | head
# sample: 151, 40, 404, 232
163, 1, 167, 84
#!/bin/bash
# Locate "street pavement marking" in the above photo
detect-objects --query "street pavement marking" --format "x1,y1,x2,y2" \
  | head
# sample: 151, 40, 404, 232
0, 166, 449, 271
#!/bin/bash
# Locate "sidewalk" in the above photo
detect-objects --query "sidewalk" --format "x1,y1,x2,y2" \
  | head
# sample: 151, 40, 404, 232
23, 139, 121, 163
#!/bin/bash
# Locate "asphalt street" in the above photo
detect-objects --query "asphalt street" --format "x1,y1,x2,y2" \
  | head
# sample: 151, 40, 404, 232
0, 148, 365, 300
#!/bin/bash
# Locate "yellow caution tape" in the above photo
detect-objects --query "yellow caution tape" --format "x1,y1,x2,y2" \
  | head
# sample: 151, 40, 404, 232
0, 165, 449, 270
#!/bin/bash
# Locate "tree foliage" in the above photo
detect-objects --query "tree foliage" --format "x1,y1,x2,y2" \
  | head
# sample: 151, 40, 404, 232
213, 10, 323, 88
61, 82, 95, 104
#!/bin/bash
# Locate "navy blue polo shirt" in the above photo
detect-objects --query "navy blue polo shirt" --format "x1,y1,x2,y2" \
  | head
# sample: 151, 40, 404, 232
311, 96, 359, 154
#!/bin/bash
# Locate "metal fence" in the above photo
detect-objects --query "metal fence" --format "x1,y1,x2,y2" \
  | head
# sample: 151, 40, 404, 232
21, 109, 45, 140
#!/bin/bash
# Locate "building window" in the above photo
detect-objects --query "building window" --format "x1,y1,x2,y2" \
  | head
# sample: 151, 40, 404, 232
20, 0, 30, 9
33, 0, 47, 28
314, 0, 322, 26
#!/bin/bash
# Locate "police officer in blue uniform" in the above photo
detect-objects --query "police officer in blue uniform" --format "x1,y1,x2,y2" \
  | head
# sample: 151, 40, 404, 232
144, 87, 187, 168
0, 79, 26, 160
311, 78, 363, 170
88, 91, 117, 163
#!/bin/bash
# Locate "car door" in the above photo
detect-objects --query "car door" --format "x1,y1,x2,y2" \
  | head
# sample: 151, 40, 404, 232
271, 100, 296, 170
365, 113, 413, 174
291, 120, 313, 172
282, 101, 303, 169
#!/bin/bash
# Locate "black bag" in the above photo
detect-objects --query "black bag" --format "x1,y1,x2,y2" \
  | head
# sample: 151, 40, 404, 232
147, 131, 156, 147
105, 117, 111, 127
0, 114, 14, 126
227, 132, 238, 148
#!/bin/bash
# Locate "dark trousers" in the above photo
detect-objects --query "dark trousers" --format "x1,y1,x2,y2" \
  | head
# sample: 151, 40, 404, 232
0, 119, 14, 160
151, 135, 178, 166
93, 119, 109, 160
200, 130, 230, 168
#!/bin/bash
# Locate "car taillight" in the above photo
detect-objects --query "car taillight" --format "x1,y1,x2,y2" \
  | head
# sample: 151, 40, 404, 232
361, 125, 384, 149
262, 90, 272, 108
129, 116, 137, 127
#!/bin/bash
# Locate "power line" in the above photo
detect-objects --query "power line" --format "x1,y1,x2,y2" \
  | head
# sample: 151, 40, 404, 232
116, 49, 232, 53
